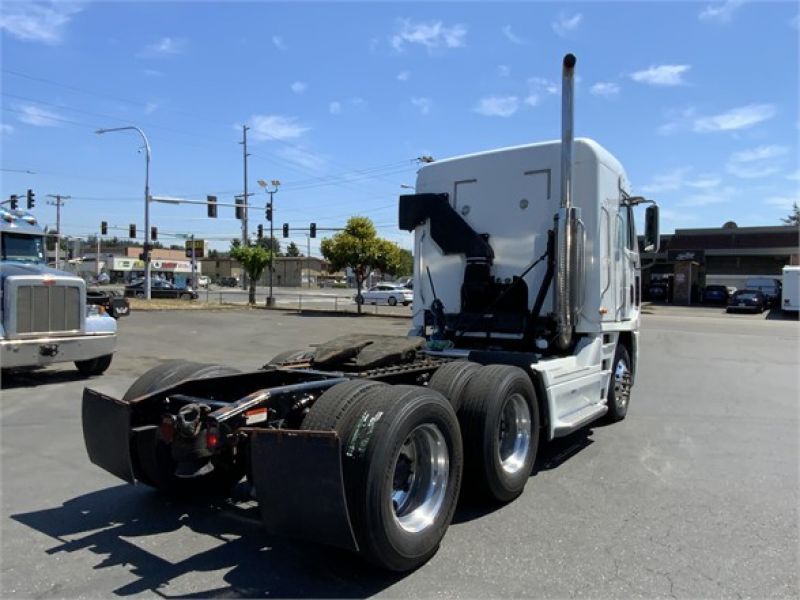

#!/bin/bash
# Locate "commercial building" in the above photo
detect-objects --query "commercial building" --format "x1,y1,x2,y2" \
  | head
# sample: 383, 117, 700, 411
641, 223, 799, 302
199, 255, 337, 287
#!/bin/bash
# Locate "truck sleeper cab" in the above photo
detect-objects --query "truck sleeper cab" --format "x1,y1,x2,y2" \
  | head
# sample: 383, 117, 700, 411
80, 54, 659, 572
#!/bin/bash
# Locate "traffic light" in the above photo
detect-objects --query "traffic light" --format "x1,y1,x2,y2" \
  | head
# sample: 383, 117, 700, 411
26, 189, 35, 209
207, 195, 217, 218
235, 197, 244, 220
151, 226, 157, 241
266, 203, 272, 222
9, 195, 18, 210
129, 223, 136, 238
282, 223, 289, 238
101, 221, 108, 235
310, 222, 316, 238
257, 224, 263, 240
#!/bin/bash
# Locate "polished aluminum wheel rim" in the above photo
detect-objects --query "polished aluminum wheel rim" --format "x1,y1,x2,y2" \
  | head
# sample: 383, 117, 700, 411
391, 424, 449, 533
614, 359, 632, 409
497, 393, 531, 474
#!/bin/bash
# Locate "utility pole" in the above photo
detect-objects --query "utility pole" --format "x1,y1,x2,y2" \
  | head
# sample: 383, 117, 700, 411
240, 125, 252, 290
96, 230, 101, 278
190, 233, 197, 289
47, 194, 70, 269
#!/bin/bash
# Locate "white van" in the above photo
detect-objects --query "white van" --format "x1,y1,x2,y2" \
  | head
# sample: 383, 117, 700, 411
781, 266, 799, 312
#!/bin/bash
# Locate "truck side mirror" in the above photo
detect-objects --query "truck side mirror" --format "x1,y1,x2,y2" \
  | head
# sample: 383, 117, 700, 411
644, 205, 660, 253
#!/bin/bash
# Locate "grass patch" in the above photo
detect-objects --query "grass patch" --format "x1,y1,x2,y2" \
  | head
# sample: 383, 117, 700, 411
128, 299, 248, 311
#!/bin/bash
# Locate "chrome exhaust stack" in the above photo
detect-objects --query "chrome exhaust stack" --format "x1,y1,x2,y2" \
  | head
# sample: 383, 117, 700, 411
554, 53, 584, 350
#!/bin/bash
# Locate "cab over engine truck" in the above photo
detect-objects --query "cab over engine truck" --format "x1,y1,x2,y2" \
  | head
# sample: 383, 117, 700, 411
81, 55, 660, 572
1, 209, 117, 375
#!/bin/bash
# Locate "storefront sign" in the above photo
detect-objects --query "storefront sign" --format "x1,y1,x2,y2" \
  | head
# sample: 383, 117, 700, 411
668, 249, 705, 262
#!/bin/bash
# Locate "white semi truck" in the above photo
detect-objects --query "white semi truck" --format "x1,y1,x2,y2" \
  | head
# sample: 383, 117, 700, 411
81, 54, 660, 571
1, 208, 117, 374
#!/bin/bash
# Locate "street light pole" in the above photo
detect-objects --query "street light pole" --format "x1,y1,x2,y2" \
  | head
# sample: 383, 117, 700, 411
96, 125, 152, 300
257, 179, 280, 306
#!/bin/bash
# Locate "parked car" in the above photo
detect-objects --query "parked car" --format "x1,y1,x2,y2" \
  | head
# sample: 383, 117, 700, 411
647, 282, 668, 302
218, 276, 239, 287
702, 285, 730, 305
197, 275, 210, 288
124, 279, 198, 300
726, 289, 767, 313
86, 288, 131, 318
356, 284, 414, 306
744, 277, 781, 307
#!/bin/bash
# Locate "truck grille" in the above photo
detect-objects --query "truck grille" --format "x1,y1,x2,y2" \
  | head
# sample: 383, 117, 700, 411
15, 285, 81, 335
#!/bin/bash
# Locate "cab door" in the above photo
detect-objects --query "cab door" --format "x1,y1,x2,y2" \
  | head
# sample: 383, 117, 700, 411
615, 204, 639, 321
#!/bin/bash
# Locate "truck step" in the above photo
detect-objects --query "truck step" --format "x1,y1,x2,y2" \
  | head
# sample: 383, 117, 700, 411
553, 403, 608, 438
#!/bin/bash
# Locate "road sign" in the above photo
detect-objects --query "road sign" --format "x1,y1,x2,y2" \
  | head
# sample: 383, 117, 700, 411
185, 239, 206, 258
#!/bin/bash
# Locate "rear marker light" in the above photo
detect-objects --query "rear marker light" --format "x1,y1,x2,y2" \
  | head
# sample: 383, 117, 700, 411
206, 430, 219, 450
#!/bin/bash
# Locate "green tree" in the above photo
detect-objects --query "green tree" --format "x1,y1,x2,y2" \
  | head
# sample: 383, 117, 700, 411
781, 202, 800, 226
256, 236, 282, 256
230, 244, 271, 304
394, 248, 413, 278
320, 216, 399, 313
286, 241, 301, 257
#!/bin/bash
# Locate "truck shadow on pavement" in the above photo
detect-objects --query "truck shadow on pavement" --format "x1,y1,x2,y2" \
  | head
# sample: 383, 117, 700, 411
11, 429, 597, 598
11, 485, 405, 598
0, 367, 91, 390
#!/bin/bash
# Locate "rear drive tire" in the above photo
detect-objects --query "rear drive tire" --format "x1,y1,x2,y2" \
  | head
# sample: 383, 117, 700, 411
605, 345, 632, 422
75, 354, 113, 377
336, 385, 463, 572
124, 360, 244, 495
428, 361, 482, 412
301, 379, 386, 432
459, 365, 539, 503
388, 296, 398, 306
180, 293, 193, 301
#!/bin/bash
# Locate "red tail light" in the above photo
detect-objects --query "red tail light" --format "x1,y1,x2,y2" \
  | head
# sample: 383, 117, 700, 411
206, 429, 219, 450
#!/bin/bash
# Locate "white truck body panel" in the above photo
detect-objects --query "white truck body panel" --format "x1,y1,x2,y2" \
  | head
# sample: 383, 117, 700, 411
782, 266, 800, 312
412, 138, 638, 336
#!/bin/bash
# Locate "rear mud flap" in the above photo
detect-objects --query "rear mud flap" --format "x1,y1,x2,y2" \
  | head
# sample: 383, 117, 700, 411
81, 388, 135, 483
249, 429, 358, 552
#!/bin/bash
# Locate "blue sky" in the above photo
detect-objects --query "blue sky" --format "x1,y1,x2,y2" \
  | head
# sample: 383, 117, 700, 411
1, 0, 798, 254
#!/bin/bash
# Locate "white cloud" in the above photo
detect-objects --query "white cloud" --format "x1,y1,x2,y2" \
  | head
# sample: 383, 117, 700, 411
350, 97, 366, 108
396, 71, 410, 82
726, 145, 788, 179
552, 12, 582, 37
765, 195, 799, 210
497, 64, 511, 77
630, 64, 690, 86
474, 96, 519, 118
139, 37, 187, 58
677, 191, 733, 207
411, 97, 432, 115
246, 115, 309, 141
272, 35, 286, 51
0, 1, 84, 44
143, 69, 163, 77
699, 0, 745, 23
1, 123, 14, 135
17, 104, 62, 127
640, 167, 693, 193
590, 82, 620, 97
290, 81, 308, 94
693, 103, 776, 132
657, 106, 697, 135
640, 168, 726, 195
329, 101, 342, 115
502, 24, 527, 44
524, 77, 559, 107
277, 146, 326, 171
144, 101, 159, 115
729, 145, 788, 163
391, 19, 467, 52
786, 169, 800, 181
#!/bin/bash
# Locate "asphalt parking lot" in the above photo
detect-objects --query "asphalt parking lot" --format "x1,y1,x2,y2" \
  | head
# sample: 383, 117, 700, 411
1, 309, 798, 598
